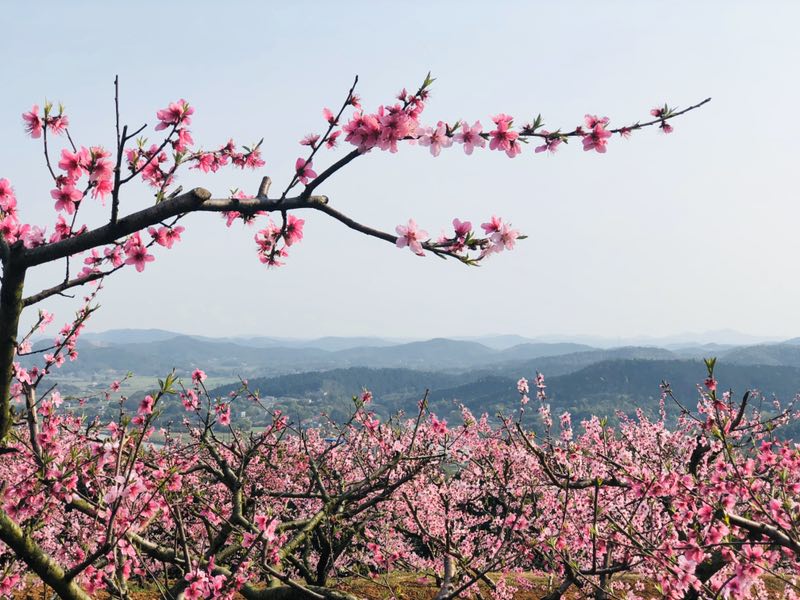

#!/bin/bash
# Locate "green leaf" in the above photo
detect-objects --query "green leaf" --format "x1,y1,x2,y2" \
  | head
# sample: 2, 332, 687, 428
704, 357, 717, 375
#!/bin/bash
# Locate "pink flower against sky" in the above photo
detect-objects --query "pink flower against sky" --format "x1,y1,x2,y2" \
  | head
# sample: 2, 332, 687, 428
295, 158, 317, 185
454, 120, 486, 155
155, 99, 193, 130
123, 243, 155, 272
47, 113, 69, 135
343, 111, 381, 152
284, 214, 305, 246
325, 130, 341, 149
395, 219, 428, 255
58, 148, 89, 180
481, 215, 503, 235
22, 105, 42, 138
488, 114, 519, 156
535, 130, 562, 154
452, 218, 471, 238
300, 133, 320, 147
0, 178, 15, 211
582, 114, 612, 153
417, 121, 452, 156
51, 185, 82, 214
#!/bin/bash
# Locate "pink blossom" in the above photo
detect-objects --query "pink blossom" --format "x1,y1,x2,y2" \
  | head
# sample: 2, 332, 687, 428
322, 107, 337, 125
104, 245, 124, 267
505, 137, 522, 158
284, 214, 304, 246
481, 215, 503, 235
47, 113, 69, 135
192, 369, 207, 383
376, 104, 418, 153
50, 215, 71, 242
395, 219, 428, 255
148, 227, 168, 246
217, 403, 231, 426
175, 128, 194, 152
585, 114, 610, 128
0, 178, 17, 212
582, 114, 612, 153
417, 121, 452, 157
58, 148, 89, 180
454, 120, 486, 155
91, 177, 113, 201
489, 114, 519, 154
452, 218, 471, 238
535, 131, 562, 154
163, 226, 184, 248
0, 574, 20, 596
138, 395, 155, 416
83, 249, 103, 267
155, 99, 193, 130
22, 225, 46, 249
492, 223, 520, 251
300, 133, 320, 147
295, 158, 317, 185
124, 244, 155, 272
51, 185, 82, 214
325, 130, 341, 149
38, 310, 54, 331
182, 390, 199, 411
431, 415, 447, 436
22, 105, 43, 138
343, 111, 381, 152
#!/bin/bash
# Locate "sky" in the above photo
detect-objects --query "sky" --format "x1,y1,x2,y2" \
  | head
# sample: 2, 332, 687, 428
1, 1, 798, 340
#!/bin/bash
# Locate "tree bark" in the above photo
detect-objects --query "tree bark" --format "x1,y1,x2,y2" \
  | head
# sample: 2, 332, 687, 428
0, 509, 92, 600
0, 258, 26, 443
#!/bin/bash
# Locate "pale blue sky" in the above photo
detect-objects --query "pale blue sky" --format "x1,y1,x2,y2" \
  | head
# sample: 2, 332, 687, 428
2, 1, 798, 339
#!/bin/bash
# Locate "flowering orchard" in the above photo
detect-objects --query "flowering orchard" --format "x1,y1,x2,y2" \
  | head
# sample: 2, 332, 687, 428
0, 74, 748, 599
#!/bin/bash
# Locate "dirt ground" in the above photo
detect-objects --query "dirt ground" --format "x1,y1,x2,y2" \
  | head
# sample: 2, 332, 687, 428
13, 573, 790, 599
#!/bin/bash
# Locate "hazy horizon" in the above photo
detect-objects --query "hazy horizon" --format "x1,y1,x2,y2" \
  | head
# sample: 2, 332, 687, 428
78, 326, 786, 348
4, 2, 798, 340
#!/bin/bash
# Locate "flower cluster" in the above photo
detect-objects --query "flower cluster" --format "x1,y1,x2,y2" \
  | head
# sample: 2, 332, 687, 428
395, 215, 522, 263
254, 213, 305, 267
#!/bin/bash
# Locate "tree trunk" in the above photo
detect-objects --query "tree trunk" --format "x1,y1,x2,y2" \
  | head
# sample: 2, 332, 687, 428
434, 555, 456, 600
0, 258, 25, 443
0, 509, 92, 600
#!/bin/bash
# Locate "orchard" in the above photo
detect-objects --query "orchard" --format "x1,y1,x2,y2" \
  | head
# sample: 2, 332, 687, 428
2, 73, 795, 600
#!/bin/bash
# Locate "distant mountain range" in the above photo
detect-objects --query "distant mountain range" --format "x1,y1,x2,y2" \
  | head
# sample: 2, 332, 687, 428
70, 328, 785, 351
31, 329, 800, 435
26, 334, 601, 378
29, 329, 800, 381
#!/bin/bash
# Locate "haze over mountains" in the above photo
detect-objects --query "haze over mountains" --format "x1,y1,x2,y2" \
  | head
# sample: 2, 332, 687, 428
32, 328, 800, 434
34, 327, 800, 377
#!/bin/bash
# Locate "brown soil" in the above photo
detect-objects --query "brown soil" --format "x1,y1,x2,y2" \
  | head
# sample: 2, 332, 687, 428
13, 573, 791, 599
